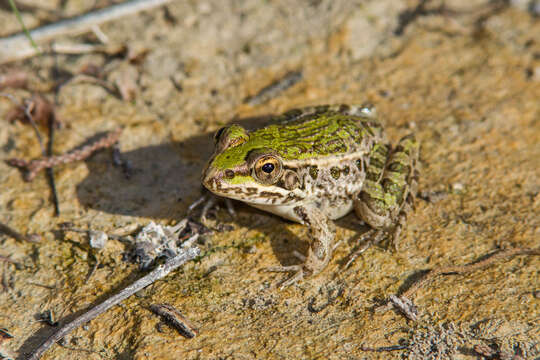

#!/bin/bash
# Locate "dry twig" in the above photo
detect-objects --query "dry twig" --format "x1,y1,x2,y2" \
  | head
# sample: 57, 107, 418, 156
399, 247, 539, 300
360, 344, 408, 352
2, 93, 62, 213
149, 303, 199, 338
0, 70, 28, 90
379, 247, 539, 320
6, 128, 122, 181
0, 222, 40, 243
244, 70, 303, 106
27, 246, 200, 360
0, 0, 175, 64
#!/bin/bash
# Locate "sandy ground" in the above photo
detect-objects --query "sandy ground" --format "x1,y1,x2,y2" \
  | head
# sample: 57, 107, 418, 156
0, 0, 539, 359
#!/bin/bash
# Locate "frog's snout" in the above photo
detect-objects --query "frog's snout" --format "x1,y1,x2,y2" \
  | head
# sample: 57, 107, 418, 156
202, 166, 221, 192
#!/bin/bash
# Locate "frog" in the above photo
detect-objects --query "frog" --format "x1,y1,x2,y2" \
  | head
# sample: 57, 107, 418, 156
199, 104, 419, 287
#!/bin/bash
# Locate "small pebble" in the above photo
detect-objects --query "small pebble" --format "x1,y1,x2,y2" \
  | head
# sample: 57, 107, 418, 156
452, 183, 465, 192
89, 231, 108, 249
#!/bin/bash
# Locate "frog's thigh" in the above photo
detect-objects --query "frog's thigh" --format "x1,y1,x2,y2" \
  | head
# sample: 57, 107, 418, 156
293, 205, 336, 275
354, 134, 419, 231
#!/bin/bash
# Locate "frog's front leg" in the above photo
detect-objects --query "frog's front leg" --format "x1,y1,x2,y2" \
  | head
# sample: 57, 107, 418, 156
267, 205, 336, 287
351, 134, 419, 264
188, 192, 236, 228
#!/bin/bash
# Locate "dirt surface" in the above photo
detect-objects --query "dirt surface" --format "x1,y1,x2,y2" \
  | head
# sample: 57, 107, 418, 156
0, 0, 539, 359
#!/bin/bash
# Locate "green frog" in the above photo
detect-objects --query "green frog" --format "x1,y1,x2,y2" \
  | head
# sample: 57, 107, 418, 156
199, 104, 419, 287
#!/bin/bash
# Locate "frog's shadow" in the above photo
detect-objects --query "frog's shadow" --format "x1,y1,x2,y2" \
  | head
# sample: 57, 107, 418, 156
76, 114, 367, 269
76, 114, 278, 219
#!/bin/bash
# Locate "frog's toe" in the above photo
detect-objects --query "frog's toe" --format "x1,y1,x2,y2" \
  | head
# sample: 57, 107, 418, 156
292, 250, 306, 262
224, 198, 236, 218
279, 270, 305, 288
265, 264, 303, 273
188, 193, 236, 228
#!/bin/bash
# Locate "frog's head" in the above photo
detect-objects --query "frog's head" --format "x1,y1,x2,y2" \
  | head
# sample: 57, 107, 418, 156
202, 124, 302, 205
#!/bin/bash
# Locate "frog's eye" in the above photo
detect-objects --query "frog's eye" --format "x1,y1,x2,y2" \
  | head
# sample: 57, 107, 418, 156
252, 155, 283, 185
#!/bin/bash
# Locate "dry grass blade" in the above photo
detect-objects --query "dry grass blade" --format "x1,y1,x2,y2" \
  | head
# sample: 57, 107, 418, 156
0, 0, 175, 64
399, 247, 539, 300
377, 247, 539, 320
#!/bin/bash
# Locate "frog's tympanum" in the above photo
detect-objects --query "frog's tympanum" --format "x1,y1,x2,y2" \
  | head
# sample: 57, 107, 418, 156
202, 104, 419, 286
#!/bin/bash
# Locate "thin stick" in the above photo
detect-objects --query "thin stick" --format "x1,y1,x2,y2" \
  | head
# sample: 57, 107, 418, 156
0, 0, 174, 64
23, 99, 46, 155
27, 246, 200, 360
0, 255, 21, 266
149, 303, 199, 338
7, 128, 122, 181
378, 247, 540, 319
0, 222, 40, 243
243, 70, 303, 106
399, 247, 539, 300
46, 113, 60, 216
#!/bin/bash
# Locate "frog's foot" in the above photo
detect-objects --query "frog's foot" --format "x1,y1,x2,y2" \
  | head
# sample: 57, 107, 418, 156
188, 193, 236, 228
264, 251, 310, 288
344, 229, 386, 268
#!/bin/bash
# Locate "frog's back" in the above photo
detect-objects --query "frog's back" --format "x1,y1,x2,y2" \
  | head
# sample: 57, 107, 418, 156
250, 106, 386, 162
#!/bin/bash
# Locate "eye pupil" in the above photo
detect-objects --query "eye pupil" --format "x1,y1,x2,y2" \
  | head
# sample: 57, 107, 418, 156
262, 163, 274, 173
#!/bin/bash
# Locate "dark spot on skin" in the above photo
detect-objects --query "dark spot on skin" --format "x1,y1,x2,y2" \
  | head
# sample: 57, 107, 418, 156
388, 162, 408, 173
369, 157, 385, 170
330, 167, 341, 180
366, 172, 379, 181
393, 145, 410, 155
377, 144, 390, 156
342, 166, 350, 175
294, 206, 310, 224
245, 187, 258, 195
260, 191, 283, 198
285, 193, 303, 203
225, 170, 235, 179
309, 166, 318, 180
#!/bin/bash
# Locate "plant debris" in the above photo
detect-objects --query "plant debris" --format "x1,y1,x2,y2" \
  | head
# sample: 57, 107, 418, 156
0, 222, 41, 243
149, 303, 199, 338
378, 247, 540, 320
6, 128, 122, 181
27, 220, 200, 360
243, 70, 303, 106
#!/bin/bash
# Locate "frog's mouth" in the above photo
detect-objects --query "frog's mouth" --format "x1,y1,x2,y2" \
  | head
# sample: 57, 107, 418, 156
202, 166, 293, 205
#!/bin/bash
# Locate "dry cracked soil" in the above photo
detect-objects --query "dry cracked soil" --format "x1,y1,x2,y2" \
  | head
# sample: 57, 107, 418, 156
0, 0, 538, 359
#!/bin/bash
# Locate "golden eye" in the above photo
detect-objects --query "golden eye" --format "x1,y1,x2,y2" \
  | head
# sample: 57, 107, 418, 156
253, 155, 282, 185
